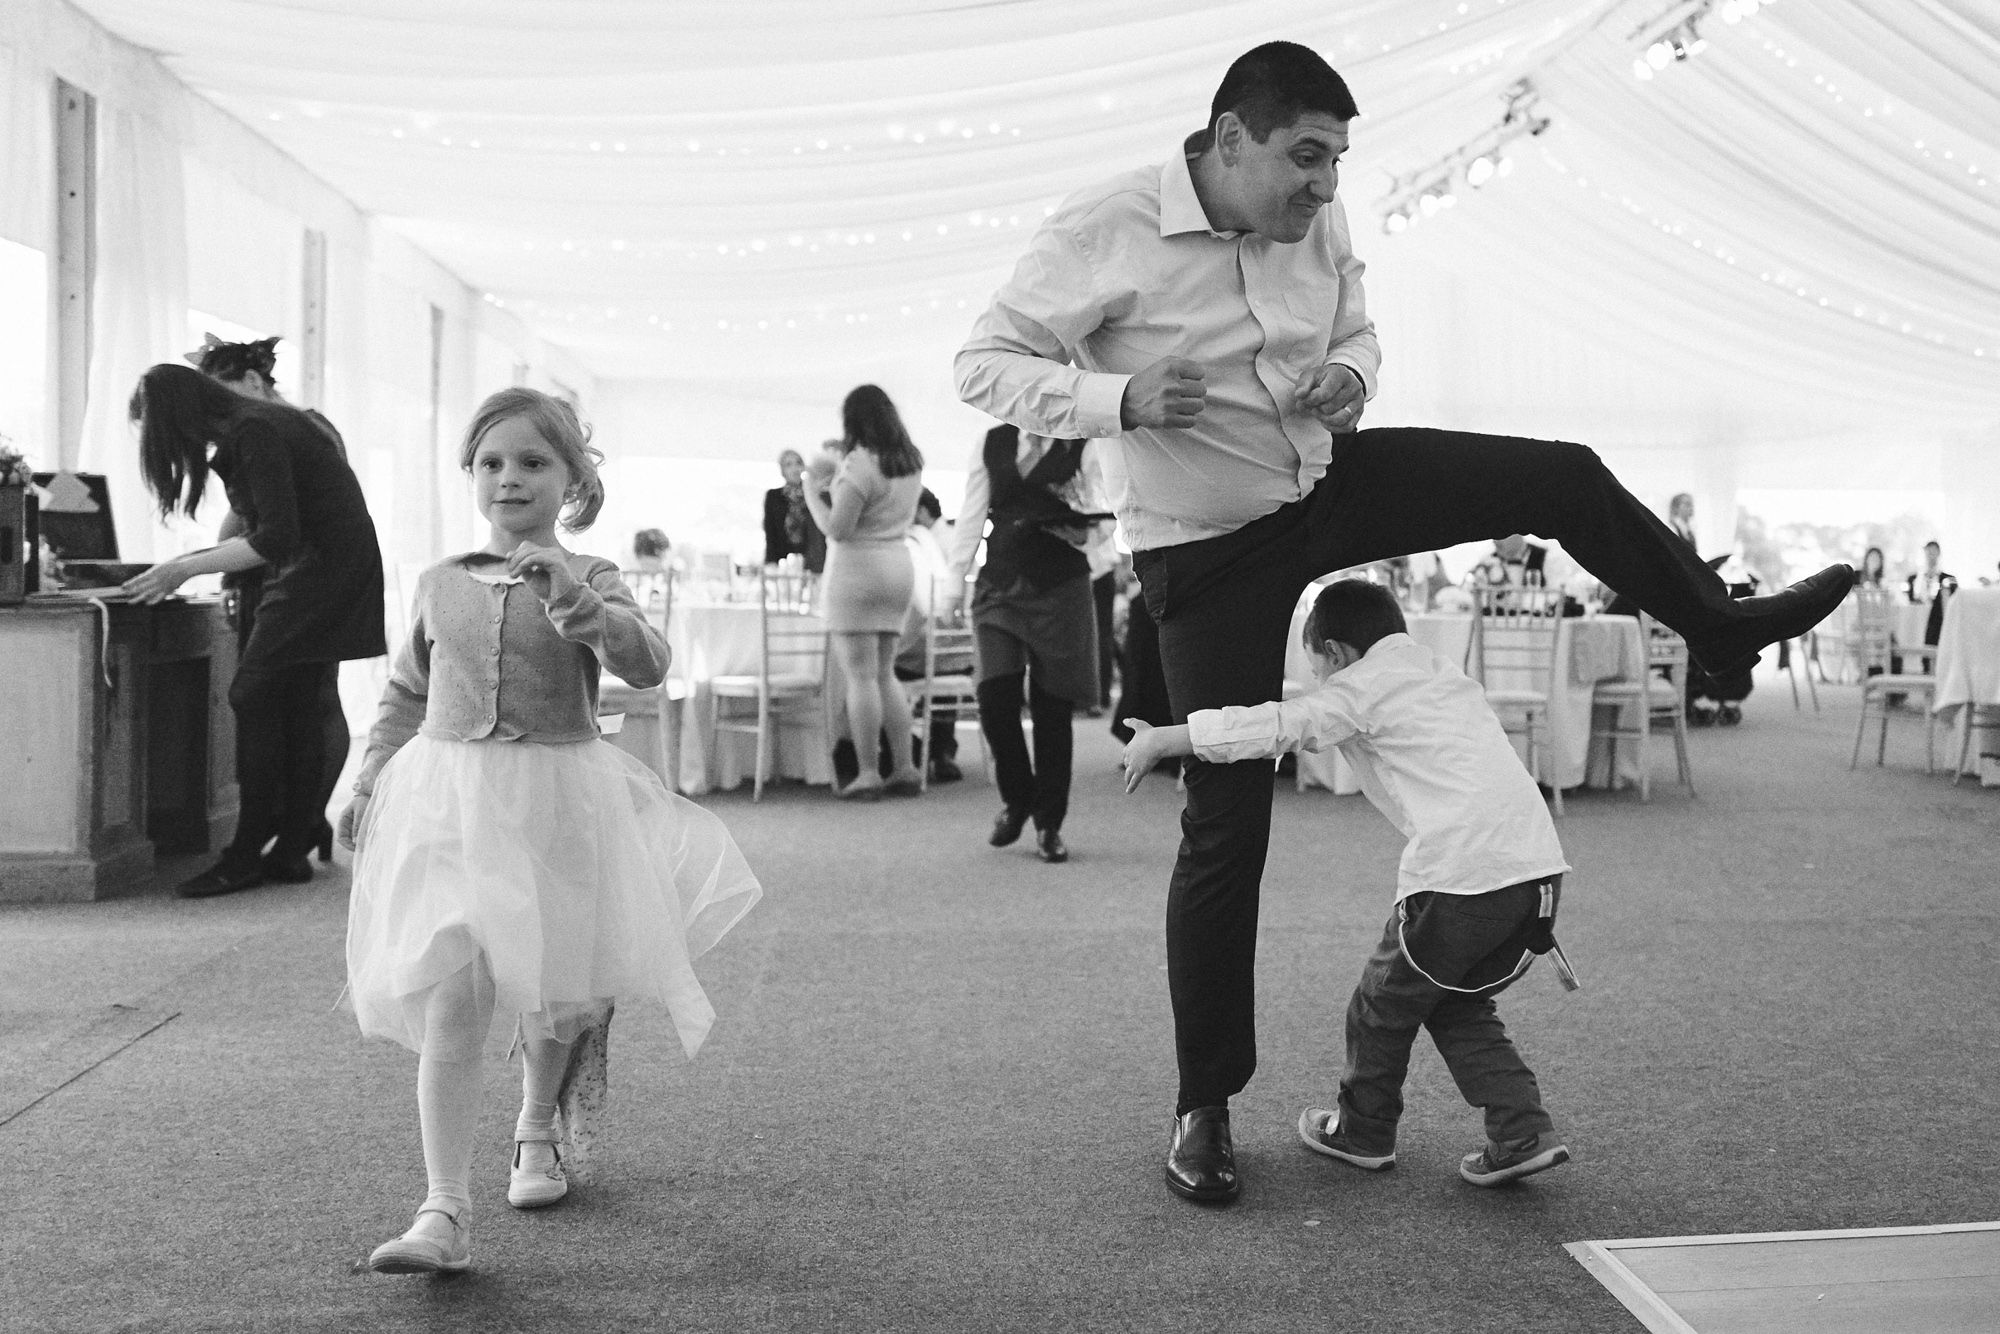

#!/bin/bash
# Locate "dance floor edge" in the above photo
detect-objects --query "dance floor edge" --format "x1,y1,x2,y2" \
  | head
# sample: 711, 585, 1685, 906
1565, 1221, 2000, 1333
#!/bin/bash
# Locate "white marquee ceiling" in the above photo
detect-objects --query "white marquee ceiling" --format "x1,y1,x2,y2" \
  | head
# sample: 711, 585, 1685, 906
63, 0, 2000, 449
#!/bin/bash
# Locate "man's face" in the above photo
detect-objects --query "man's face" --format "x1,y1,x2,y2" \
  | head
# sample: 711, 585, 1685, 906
1218, 111, 1348, 244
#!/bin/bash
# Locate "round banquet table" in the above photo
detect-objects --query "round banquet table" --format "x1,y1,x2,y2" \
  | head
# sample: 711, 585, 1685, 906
1930, 585, 2000, 787
605, 598, 832, 795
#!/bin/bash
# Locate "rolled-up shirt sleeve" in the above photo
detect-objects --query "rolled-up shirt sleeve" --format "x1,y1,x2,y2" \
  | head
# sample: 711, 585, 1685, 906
1187, 690, 1365, 764
1321, 200, 1382, 400
954, 222, 1130, 442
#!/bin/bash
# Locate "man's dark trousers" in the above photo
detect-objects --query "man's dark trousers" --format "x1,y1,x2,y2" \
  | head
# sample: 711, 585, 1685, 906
1135, 427, 1746, 1113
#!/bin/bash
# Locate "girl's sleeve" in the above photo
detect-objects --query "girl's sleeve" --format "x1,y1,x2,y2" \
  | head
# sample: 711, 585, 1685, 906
546, 563, 669, 689
351, 588, 433, 796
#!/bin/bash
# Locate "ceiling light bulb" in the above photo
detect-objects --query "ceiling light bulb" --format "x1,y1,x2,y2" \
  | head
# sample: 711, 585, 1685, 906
1466, 155, 1496, 186
1496, 156, 1514, 177
1419, 193, 1440, 217
1384, 212, 1409, 234
1647, 42, 1672, 69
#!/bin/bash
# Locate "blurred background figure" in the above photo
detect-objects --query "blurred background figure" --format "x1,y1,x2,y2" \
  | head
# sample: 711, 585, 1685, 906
763, 447, 826, 573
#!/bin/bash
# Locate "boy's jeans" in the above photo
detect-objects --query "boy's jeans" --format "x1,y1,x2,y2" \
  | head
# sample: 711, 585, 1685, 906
1336, 877, 1560, 1155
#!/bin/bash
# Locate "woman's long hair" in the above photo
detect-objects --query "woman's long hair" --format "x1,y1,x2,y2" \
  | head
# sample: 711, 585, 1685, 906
130, 363, 245, 520
840, 384, 923, 479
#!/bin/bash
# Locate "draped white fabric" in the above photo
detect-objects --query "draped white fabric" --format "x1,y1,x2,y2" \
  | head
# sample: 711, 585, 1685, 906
77, 106, 189, 561
37, 0, 2000, 567
0, 43, 54, 252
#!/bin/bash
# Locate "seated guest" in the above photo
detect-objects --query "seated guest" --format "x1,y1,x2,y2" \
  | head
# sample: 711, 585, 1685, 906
763, 448, 827, 573
1905, 540, 1956, 646
1668, 492, 1698, 551
631, 527, 671, 574
1857, 545, 1887, 590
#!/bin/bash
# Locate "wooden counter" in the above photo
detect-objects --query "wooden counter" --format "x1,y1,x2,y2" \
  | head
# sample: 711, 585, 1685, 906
0, 597, 238, 901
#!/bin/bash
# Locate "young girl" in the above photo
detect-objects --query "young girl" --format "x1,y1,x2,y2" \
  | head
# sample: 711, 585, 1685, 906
341, 388, 761, 1274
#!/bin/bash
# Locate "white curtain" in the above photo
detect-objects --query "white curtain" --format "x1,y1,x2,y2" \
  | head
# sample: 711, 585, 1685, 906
0, 43, 53, 252
76, 108, 188, 562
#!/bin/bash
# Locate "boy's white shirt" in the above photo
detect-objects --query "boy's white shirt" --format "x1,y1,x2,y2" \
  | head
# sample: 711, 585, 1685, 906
1185, 633, 1569, 902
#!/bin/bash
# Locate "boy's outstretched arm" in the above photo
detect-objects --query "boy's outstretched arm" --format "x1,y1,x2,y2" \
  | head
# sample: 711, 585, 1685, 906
1122, 720, 1194, 793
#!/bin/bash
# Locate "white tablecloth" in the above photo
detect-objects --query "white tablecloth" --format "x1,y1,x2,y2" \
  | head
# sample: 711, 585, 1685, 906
1931, 585, 2000, 787
606, 599, 832, 795
1289, 605, 1643, 795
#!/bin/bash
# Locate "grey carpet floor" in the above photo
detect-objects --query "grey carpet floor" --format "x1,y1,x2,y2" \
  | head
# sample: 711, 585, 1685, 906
2, 678, 1995, 1333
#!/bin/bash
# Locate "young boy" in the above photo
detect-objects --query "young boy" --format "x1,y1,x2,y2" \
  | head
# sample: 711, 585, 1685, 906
1123, 578, 1572, 1186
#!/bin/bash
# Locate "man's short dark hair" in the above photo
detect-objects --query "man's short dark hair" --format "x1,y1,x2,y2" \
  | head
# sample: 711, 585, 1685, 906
917, 487, 942, 522
1304, 578, 1406, 654
1210, 41, 1359, 142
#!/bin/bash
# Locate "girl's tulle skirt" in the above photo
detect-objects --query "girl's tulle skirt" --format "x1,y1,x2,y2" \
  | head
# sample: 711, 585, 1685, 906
346, 735, 761, 1058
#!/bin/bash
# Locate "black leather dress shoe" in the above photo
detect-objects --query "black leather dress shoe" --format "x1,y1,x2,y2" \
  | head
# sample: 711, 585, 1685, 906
930, 756, 963, 783
1165, 1106, 1240, 1204
989, 807, 1029, 847
1035, 828, 1068, 864
1687, 563, 1854, 678
260, 854, 315, 884
176, 862, 265, 899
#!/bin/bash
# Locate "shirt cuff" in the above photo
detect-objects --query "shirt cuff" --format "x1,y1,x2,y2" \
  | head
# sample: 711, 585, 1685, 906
1186, 704, 1283, 763
1074, 372, 1132, 439
1327, 361, 1372, 400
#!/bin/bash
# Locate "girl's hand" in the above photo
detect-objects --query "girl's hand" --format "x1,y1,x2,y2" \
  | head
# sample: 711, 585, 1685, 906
338, 793, 369, 851
1122, 720, 1158, 793
122, 558, 191, 605
506, 543, 577, 603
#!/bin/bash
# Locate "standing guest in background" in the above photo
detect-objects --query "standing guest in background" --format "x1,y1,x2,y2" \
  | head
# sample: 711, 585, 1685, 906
805, 386, 926, 800
631, 528, 672, 574
948, 425, 1112, 864
763, 448, 826, 573
1857, 545, 1887, 589
191, 334, 357, 871
830, 487, 964, 786
957, 39, 1853, 1203
1905, 540, 1956, 646
122, 364, 386, 897
1669, 493, 1698, 551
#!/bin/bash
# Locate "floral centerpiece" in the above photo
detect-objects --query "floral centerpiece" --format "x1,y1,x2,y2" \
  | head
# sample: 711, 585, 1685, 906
0, 434, 32, 486
1, 433, 33, 603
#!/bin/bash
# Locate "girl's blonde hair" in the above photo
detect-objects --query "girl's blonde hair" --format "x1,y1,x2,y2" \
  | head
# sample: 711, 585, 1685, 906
459, 388, 606, 531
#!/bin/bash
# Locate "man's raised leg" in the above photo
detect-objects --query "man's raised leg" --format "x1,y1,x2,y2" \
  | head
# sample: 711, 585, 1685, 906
1305, 428, 1852, 673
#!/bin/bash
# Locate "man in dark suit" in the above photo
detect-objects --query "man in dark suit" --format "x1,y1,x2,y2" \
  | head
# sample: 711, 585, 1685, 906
1905, 540, 1957, 646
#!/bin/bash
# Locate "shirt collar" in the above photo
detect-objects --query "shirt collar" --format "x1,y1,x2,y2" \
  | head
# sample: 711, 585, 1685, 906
1161, 134, 1237, 239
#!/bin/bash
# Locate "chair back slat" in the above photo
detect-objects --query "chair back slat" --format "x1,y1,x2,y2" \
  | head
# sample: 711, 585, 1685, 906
1468, 584, 1563, 692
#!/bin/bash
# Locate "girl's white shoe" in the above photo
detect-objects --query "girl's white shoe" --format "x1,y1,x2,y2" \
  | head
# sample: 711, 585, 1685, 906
508, 1139, 569, 1209
367, 1205, 471, 1274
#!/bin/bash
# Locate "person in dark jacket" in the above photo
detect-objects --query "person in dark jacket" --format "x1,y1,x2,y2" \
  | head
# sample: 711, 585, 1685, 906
191, 334, 358, 868
123, 363, 386, 898
762, 448, 826, 573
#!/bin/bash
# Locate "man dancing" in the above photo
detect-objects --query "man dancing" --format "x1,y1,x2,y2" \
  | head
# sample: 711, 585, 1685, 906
957, 40, 1851, 1203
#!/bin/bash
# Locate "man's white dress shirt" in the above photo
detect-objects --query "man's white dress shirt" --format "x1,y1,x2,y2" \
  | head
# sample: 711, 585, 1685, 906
955, 137, 1381, 552
1187, 634, 1568, 901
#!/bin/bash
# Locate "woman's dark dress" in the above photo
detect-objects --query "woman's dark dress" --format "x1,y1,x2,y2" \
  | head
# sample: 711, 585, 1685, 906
210, 402, 385, 869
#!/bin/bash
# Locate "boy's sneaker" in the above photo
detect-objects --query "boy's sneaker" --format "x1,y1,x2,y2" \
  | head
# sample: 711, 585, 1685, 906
1458, 1138, 1570, 1187
1296, 1107, 1395, 1171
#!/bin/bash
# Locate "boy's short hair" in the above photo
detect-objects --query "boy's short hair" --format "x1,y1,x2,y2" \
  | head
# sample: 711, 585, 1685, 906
1303, 578, 1406, 654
